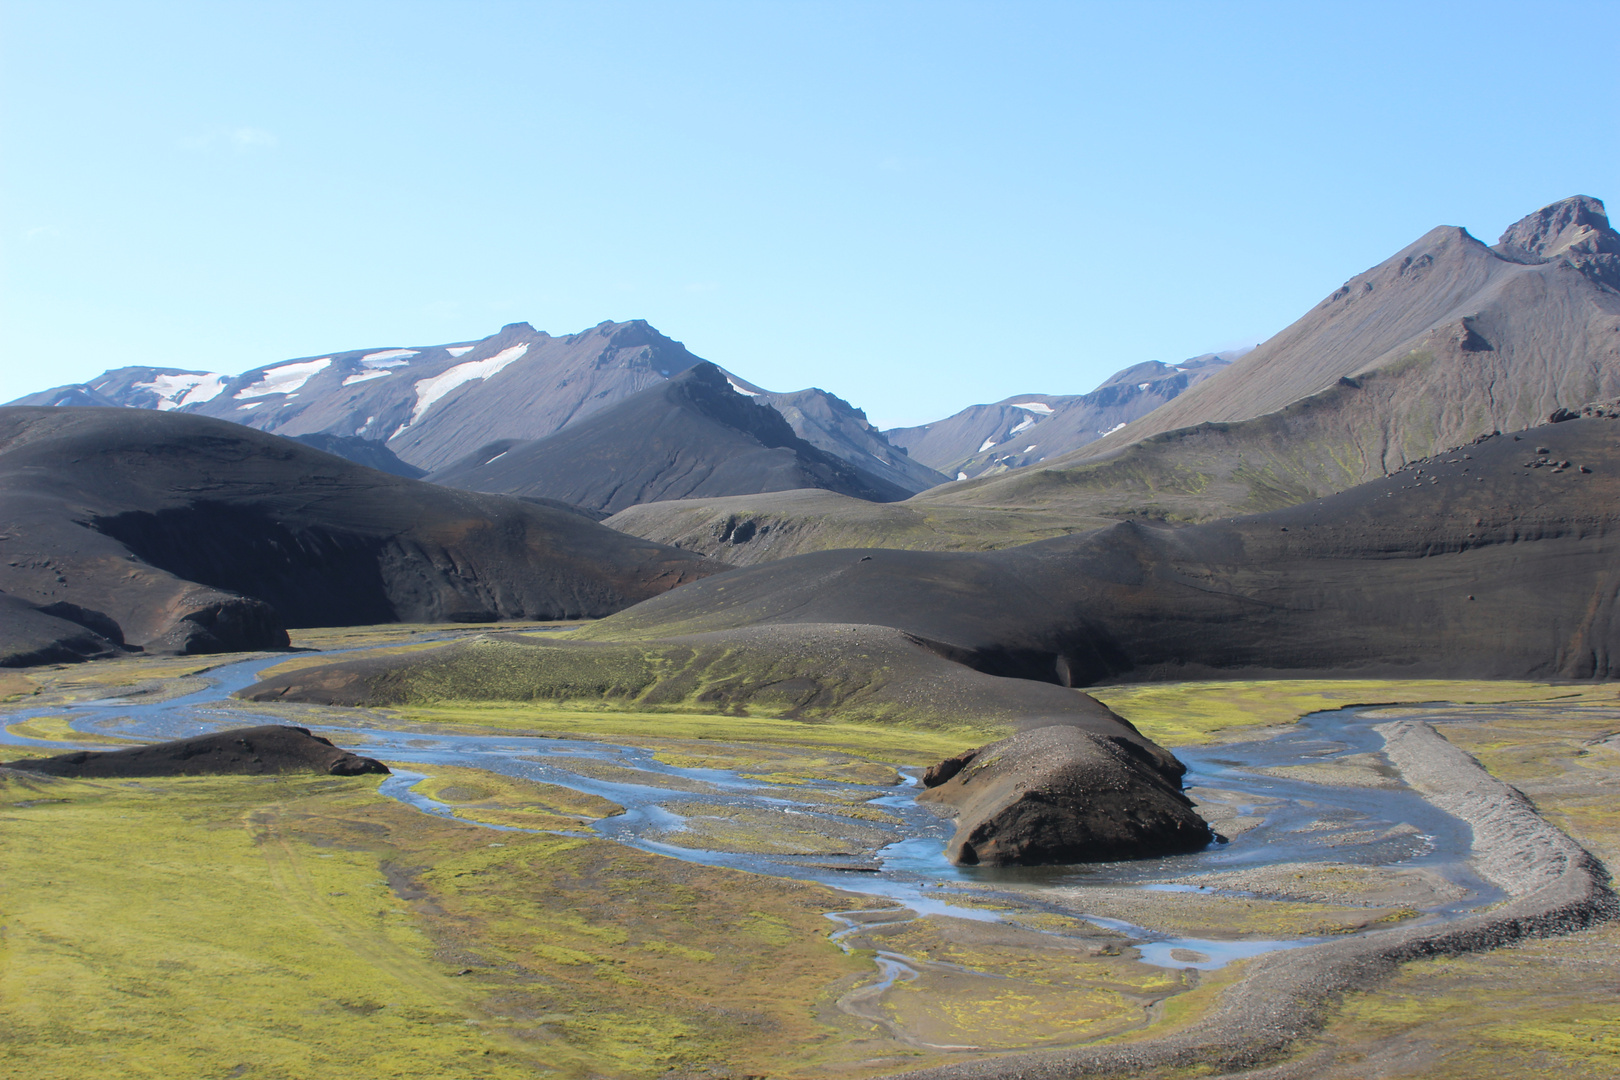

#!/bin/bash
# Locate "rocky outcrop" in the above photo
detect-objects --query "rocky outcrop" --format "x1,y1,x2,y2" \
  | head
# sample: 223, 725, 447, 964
917, 725, 1213, 866
5, 725, 389, 778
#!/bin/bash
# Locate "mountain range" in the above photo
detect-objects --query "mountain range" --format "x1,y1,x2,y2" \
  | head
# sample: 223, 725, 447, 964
10, 194, 1618, 573
885, 353, 1238, 479
11, 322, 1232, 507
610, 195, 1620, 562
10, 320, 951, 498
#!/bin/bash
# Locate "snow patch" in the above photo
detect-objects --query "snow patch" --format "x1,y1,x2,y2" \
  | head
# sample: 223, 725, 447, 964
342, 370, 391, 386
444, 346, 474, 358
1023, 445, 1037, 453
1009, 416, 1035, 435
407, 343, 529, 426
1008, 401, 1054, 414
484, 451, 508, 466
956, 471, 968, 481
977, 438, 998, 453
726, 376, 760, 397
362, 349, 419, 367
1137, 382, 1152, 391
135, 372, 228, 410
1100, 422, 1127, 435
234, 358, 331, 399
237, 402, 262, 411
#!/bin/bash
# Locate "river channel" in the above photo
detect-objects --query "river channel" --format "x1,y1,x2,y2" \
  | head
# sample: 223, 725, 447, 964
0, 646, 1505, 972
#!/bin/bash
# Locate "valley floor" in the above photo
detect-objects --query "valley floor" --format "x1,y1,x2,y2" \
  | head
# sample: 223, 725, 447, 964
0, 629, 1616, 1079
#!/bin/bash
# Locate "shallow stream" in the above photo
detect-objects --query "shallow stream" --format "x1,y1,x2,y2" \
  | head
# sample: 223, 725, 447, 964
0, 648, 1505, 971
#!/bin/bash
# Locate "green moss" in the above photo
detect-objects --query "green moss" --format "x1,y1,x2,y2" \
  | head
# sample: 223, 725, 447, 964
1088, 678, 1618, 746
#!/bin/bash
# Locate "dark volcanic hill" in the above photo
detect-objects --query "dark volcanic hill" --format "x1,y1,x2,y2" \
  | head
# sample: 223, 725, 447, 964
886, 353, 1236, 479
12, 320, 944, 494
585, 414, 1620, 683
427, 363, 913, 512
0, 407, 718, 664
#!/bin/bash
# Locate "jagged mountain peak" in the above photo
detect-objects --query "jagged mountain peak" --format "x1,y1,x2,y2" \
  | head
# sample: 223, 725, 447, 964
1494, 195, 1620, 261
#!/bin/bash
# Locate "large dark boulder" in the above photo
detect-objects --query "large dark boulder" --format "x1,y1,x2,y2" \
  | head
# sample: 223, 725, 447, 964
918, 725, 1214, 866
5, 725, 388, 778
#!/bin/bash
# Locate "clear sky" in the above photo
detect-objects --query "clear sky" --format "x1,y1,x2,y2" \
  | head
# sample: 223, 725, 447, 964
4, 1, 1618, 428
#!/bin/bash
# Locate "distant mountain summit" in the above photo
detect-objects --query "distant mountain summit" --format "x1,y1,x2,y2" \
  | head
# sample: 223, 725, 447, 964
1068, 195, 1620, 463
430, 363, 913, 512
886, 353, 1237, 479
919, 193, 1620, 522
12, 318, 943, 497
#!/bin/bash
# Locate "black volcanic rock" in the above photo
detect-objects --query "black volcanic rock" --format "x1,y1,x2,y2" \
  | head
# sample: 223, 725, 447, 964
292, 433, 426, 478
428, 363, 913, 512
589, 416, 1620, 683
5, 725, 388, 777
918, 726, 1213, 866
0, 407, 719, 658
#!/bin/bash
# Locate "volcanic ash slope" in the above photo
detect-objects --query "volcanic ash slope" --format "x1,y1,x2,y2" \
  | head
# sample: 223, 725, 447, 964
0, 407, 718, 663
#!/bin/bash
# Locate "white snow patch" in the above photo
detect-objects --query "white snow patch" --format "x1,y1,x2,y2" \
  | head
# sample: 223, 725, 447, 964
407, 343, 529, 426
1009, 416, 1036, 435
1008, 401, 1054, 415
445, 346, 475, 358
176, 374, 228, 407
237, 401, 262, 410
135, 372, 228, 410
234, 358, 331, 399
1137, 382, 1152, 391
1101, 422, 1127, 435
977, 438, 998, 453
956, 471, 968, 481
726, 376, 760, 397
1023, 445, 1037, 453
484, 451, 508, 466
362, 349, 419, 367
342, 370, 392, 386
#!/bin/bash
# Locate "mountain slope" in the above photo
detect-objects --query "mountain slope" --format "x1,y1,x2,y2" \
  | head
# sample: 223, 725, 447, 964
428, 364, 912, 512
0, 407, 718, 662
756, 386, 949, 492
1055, 195, 1620, 467
589, 414, 1620, 683
887, 354, 1235, 479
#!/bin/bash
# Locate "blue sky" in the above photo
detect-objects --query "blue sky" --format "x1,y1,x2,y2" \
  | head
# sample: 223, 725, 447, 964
4, 0, 1617, 427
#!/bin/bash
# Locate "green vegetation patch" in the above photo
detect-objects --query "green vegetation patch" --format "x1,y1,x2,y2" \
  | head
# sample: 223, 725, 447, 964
405, 763, 623, 832
1088, 679, 1619, 746
0, 767, 930, 1079
388, 701, 989, 767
